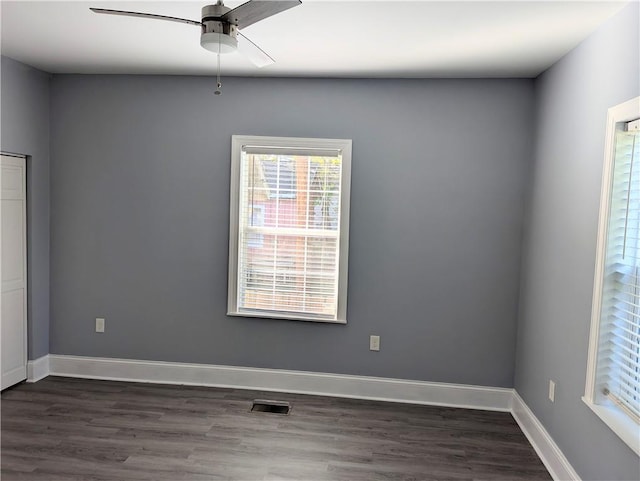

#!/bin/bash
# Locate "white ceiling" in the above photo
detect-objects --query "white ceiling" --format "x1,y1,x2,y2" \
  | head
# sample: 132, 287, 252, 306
0, 0, 629, 78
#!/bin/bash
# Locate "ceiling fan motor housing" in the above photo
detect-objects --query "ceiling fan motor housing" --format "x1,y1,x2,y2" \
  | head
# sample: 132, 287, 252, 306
201, 3, 238, 53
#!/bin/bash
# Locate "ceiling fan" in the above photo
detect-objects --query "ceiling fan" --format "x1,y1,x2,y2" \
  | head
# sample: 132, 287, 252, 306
91, 0, 302, 94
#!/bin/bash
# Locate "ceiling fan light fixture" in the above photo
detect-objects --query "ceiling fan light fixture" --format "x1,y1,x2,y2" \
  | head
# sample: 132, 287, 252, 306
90, 0, 302, 65
200, 32, 238, 53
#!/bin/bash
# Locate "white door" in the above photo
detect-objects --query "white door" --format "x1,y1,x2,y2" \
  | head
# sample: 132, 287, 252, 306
1, 154, 27, 390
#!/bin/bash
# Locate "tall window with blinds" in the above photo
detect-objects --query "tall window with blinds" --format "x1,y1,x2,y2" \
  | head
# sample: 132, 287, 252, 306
597, 121, 640, 418
585, 97, 640, 455
228, 136, 352, 323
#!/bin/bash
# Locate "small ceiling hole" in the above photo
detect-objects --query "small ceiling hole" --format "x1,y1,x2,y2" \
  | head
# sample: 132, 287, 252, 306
251, 399, 291, 415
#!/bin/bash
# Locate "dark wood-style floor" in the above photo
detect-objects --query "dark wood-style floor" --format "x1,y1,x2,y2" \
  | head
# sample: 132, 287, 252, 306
1, 376, 552, 481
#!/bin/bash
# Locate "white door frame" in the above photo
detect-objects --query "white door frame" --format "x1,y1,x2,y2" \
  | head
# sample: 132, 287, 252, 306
1, 153, 28, 389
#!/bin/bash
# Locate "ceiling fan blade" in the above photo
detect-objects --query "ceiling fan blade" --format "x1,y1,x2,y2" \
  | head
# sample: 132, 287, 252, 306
90, 8, 201, 27
238, 32, 275, 68
220, 0, 301, 29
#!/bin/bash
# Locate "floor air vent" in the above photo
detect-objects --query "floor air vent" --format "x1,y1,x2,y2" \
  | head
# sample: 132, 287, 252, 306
251, 399, 291, 415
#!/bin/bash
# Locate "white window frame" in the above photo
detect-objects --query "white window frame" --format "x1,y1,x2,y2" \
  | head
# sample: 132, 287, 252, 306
227, 135, 352, 323
584, 96, 640, 456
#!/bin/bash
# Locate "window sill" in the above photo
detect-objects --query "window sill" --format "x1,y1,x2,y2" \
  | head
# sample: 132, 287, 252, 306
227, 310, 347, 324
582, 396, 640, 456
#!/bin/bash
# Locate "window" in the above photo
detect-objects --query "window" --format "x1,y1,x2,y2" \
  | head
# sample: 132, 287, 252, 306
228, 135, 352, 323
585, 96, 640, 455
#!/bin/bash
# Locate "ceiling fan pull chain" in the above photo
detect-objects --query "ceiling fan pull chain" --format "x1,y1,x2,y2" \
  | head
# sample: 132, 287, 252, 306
215, 32, 222, 95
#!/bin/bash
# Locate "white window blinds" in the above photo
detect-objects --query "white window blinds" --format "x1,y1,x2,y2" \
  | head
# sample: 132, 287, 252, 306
596, 120, 640, 420
228, 136, 352, 323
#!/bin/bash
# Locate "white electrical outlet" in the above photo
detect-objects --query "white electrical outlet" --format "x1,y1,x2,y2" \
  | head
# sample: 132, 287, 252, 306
548, 380, 556, 402
369, 335, 380, 351
95, 317, 105, 333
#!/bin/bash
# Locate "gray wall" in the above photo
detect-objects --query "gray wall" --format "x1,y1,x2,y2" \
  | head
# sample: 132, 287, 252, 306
515, 3, 640, 480
0, 56, 50, 360
50, 76, 534, 387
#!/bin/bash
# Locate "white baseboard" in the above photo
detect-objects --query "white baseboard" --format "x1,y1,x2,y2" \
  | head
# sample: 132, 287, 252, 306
47, 354, 512, 411
26, 354, 50, 383
511, 391, 581, 481
31, 354, 580, 481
